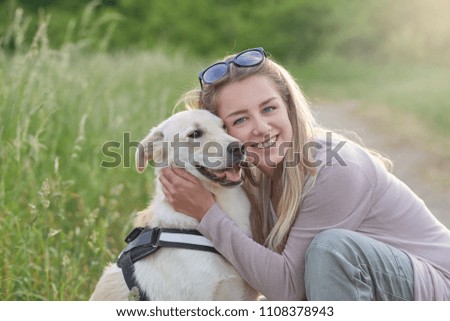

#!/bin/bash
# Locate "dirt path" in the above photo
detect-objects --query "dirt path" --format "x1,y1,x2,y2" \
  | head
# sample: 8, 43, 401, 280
312, 101, 450, 228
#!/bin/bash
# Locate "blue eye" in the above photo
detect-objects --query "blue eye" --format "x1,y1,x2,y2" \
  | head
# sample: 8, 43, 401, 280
233, 117, 247, 126
263, 106, 276, 113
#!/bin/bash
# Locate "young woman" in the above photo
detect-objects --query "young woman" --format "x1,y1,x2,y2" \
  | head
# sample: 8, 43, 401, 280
159, 47, 450, 300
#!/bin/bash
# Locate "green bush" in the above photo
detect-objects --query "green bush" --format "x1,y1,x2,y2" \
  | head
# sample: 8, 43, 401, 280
1, 0, 334, 61
2, 0, 449, 64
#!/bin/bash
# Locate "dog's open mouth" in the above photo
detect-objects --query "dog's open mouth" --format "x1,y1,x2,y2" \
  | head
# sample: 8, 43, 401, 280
195, 163, 243, 187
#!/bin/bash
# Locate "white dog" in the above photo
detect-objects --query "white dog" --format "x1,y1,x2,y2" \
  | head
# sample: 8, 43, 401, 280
90, 109, 258, 300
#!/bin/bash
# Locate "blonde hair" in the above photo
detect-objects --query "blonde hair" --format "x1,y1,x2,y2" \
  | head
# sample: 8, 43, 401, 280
179, 52, 391, 252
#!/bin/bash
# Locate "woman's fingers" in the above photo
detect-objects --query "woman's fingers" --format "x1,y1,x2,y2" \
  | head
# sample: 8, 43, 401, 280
158, 167, 215, 221
161, 167, 199, 185
159, 169, 171, 188
159, 167, 198, 197
170, 167, 199, 184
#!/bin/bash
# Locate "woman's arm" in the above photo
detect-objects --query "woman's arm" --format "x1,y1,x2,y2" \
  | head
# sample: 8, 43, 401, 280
160, 162, 373, 300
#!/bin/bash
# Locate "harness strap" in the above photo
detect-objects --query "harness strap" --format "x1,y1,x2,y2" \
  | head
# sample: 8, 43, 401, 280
118, 250, 152, 301
157, 228, 219, 254
117, 227, 219, 300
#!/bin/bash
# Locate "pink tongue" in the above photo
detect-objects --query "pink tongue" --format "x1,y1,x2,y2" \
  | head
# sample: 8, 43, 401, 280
224, 169, 241, 182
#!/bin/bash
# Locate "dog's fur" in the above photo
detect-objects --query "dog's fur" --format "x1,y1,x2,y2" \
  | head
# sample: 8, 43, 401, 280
90, 110, 258, 300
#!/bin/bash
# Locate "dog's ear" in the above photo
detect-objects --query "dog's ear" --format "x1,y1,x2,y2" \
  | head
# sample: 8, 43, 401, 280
136, 128, 164, 173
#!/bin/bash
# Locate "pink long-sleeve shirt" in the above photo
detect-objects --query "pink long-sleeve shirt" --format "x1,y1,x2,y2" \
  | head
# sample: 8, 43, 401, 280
197, 134, 450, 300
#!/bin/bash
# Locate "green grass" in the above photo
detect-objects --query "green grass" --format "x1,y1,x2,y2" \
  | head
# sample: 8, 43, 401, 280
0, 44, 200, 299
1, 43, 449, 300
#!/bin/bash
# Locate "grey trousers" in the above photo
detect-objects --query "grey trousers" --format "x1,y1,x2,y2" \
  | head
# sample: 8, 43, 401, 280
304, 229, 414, 301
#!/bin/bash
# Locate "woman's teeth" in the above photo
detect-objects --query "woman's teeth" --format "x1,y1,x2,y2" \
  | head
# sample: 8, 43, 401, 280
255, 136, 277, 149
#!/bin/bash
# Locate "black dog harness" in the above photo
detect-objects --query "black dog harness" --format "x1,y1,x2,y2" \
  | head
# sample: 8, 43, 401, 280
117, 227, 219, 300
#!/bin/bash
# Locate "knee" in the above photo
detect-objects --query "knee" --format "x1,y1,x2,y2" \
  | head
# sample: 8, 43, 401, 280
309, 229, 353, 248
305, 229, 357, 282
304, 229, 358, 297
305, 229, 349, 273
307, 229, 359, 260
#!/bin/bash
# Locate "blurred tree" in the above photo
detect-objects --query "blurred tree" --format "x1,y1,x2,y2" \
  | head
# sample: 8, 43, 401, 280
0, 0, 334, 61
1, 0, 449, 64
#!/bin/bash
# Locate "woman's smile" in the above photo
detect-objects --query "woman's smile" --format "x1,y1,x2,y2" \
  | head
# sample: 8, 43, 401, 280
249, 134, 278, 149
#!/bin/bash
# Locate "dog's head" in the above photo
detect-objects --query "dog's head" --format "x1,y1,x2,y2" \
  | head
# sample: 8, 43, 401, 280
136, 110, 245, 187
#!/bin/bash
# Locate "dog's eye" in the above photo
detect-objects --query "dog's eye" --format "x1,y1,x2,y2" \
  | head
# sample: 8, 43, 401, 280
187, 129, 203, 139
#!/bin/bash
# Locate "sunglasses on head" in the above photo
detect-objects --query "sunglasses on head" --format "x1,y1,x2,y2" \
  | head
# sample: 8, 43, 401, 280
198, 47, 266, 88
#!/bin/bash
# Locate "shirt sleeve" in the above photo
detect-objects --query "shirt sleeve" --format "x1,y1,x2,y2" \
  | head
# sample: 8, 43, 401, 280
197, 161, 374, 300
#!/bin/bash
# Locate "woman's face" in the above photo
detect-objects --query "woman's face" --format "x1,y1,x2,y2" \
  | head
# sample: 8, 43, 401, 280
216, 75, 293, 178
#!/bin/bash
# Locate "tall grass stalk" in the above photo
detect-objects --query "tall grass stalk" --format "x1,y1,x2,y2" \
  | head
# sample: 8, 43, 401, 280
0, 17, 198, 299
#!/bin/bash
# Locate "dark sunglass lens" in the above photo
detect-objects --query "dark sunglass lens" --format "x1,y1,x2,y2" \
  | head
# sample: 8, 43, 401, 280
235, 50, 264, 66
202, 63, 228, 84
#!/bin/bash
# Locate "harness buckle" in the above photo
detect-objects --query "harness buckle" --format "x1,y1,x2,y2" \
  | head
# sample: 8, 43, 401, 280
124, 227, 145, 243
151, 227, 161, 248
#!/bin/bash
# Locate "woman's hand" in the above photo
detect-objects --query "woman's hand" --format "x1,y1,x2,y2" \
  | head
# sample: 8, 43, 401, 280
159, 167, 215, 221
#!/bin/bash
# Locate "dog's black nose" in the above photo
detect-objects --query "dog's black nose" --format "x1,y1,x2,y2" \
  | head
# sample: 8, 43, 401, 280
227, 141, 245, 159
